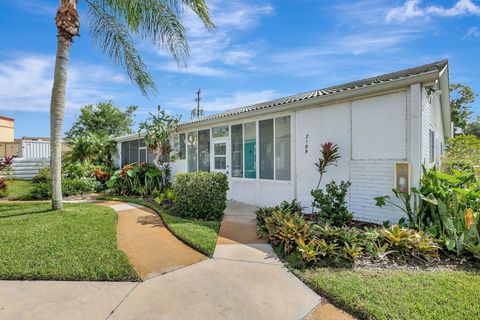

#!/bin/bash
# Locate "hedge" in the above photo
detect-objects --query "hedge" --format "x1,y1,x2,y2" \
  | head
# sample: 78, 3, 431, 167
173, 172, 229, 220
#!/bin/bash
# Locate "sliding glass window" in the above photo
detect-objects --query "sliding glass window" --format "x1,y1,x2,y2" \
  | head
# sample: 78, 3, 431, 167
198, 129, 210, 172
187, 131, 198, 172
259, 119, 274, 179
275, 116, 291, 180
231, 124, 243, 177
244, 122, 256, 179
179, 133, 186, 160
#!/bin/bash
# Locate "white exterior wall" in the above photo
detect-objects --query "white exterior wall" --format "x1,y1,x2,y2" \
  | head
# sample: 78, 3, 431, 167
421, 86, 445, 168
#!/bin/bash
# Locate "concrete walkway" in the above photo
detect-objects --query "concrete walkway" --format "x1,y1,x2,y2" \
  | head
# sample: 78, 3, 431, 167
0, 201, 354, 320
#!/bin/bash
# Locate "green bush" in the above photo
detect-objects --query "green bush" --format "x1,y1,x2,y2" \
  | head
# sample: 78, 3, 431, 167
312, 181, 353, 227
32, 167, 51, 184
173, 172, 228, 220
442, 135, 480, 174
29, 178, 100, 200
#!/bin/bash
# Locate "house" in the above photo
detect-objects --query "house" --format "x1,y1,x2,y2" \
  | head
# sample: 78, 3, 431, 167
114, 60, 451, 224
0, 116, 14, 143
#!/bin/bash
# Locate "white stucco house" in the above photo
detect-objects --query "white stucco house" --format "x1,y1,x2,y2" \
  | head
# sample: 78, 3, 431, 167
114, 60, 451, 224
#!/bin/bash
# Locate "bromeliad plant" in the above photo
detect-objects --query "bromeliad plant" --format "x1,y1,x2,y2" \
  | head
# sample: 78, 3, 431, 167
107, 162, 164, 196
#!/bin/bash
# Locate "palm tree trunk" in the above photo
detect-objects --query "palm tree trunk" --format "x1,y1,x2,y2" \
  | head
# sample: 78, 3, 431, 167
50, 0, 79, 210
50, 39, 71, 210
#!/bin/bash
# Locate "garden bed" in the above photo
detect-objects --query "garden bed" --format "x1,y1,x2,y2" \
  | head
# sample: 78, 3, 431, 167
0, 202, 138, 281
98, 195, 221, 256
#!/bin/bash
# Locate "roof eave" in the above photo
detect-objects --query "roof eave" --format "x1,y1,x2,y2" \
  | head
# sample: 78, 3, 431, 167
438, 64, 452, 139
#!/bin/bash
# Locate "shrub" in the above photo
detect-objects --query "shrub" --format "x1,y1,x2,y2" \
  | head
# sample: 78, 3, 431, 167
29, 178, 100, 200
32, 167, 51, 183
442, 135, 480, 174
107, 162, 164, 196
312, 180, 353, 226
173, 172, 228, 220
153, 188, 176, 206
0, 177, 7, 198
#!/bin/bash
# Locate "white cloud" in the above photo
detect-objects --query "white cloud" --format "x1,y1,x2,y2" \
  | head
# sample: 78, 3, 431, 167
0, 54, 128, 112
166, 89, 278, 112
386, 0, 480, 23
153, 0, 272, 76
464, 26, 480, 38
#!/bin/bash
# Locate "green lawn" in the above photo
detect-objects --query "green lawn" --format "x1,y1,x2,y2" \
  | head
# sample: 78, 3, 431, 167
0, 202, 138, 281
4, 180, 36, 200
99, 196, 220, 256
297, 267, 480, 320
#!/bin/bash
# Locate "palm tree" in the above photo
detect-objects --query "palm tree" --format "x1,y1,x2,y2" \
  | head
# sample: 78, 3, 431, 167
50, 0, 213, 209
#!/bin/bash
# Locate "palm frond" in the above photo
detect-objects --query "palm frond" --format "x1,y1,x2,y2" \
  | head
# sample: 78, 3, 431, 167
92, 0, 214, 66
86, 0, 156, 96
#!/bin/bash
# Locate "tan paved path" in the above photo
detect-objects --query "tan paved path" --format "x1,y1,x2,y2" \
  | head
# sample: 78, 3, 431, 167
95, 200, 206, 280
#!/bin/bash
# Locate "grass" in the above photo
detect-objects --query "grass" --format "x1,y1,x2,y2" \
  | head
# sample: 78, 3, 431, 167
98, 195, 221, 257
4, 180, 36, 200
297, 267, 480, 320
0, 202, 139, 281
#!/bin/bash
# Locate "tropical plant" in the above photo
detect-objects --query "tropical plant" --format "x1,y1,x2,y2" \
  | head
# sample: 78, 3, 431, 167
314, 142, 340, 190
278, 199, 304, 215
65, 101, 137, 140
49, 0, 214, 210
153, 188, 176, 206
107, 162, 163, 196
0, 156, 13, 179
312, 180, 353, 227
264, 210, 312, 254
376, 166, 480, 257
138, 106, 181, 189
64, 132, 117, 167
0, 177, 7, 198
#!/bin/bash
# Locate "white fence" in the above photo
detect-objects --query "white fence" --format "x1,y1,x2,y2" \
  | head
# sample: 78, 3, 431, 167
21, 140, 51, 158
4, 158, 50, 180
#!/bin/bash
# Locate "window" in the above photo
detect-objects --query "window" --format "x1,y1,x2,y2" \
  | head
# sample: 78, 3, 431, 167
198, 129, 210, 172
259, 119, 274, 179
275, 116, 291, 180
187, 131, 198, 172
429, 129, 435, 163
212, 125, 229, 138
179, 133, 186, 160
121, 141, 129, 166
231, 124, 243, 177
244, 122, 256, 179
129, 139, 139, 163
214, 142, 227, 170
139, 147, 147, 162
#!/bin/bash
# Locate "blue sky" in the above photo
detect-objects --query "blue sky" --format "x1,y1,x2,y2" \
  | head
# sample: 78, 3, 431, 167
0, 0, 479, 138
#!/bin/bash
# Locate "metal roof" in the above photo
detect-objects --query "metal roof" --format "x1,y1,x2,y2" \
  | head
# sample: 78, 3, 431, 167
179, 59, 448, 127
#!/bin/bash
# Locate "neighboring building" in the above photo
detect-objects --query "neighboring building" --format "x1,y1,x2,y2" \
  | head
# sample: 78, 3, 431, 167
0, 116, 14, 143
114, 60, 451, 224
0, 137, 71, 158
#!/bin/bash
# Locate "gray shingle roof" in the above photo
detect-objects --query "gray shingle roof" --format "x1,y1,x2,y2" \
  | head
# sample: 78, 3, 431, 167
179, 59, 448, 127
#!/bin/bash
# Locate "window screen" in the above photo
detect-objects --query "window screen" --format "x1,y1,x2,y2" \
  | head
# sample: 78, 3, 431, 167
275, 116, 291, 180
244, 122, 256, 179
121, 141, 129, 166
187, 131, 198, 172
259, 119, 274, 179
129, 139, 139, 163
179, 133, 186, 160
198, 129, 210, 172
231, 124, 243, 177
212, 126, 229, 138
139, 148, 147, 163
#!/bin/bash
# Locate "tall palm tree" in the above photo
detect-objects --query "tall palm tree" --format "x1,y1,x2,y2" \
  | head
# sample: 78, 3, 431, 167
50, 0, 213, 209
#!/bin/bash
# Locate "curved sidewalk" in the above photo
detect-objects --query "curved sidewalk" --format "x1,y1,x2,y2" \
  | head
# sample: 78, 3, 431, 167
96, 200, 207, 280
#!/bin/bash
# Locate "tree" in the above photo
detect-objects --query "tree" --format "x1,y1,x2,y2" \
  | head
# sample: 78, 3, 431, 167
64, 132, 117, 166
441, 134, 480, 173
465, 116, 480, 138
138, 106, 181, 189
49, 0, 214, 210
66, 101, 137, 140
450, 84, 476, 134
